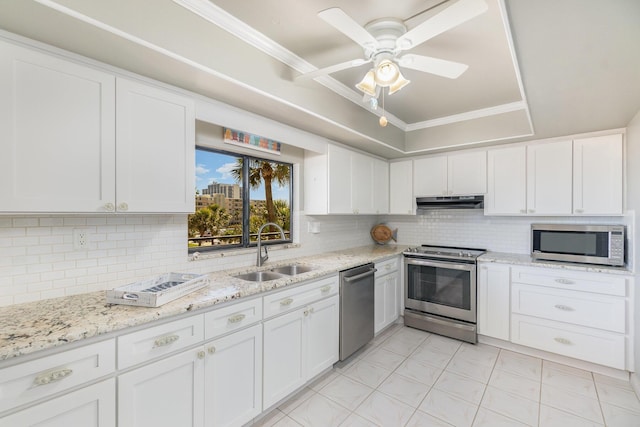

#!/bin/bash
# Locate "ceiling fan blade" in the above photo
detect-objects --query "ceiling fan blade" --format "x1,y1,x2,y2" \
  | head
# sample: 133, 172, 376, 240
396, 0, 488, 51
398, 54, 469, 79
296, 58, 371, 81
318, 7, 379, 49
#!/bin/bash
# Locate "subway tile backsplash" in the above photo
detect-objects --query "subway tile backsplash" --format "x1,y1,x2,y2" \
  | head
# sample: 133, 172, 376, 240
0, 210, 632, 307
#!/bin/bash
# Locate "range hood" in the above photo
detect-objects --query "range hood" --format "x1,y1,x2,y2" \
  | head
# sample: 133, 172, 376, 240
416, 195, 484, 211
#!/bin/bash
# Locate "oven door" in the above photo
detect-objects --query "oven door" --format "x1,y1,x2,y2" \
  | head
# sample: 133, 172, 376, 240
404, 257, 476, 323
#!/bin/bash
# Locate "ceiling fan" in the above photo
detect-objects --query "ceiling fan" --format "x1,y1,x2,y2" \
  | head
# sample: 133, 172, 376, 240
297, 0, 488, 97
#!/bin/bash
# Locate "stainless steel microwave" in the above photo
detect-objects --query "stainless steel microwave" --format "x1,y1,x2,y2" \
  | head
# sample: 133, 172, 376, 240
531, 224, 625, 266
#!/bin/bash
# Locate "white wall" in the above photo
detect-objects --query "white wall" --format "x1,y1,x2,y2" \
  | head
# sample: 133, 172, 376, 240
386, 210, 631, 254
625, 110, 640, 385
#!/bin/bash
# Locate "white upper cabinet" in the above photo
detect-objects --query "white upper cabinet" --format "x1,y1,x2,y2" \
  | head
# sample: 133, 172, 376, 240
116, 78, 195, 213
0, 40, 116, 213
304, 144, 388, 215
526, 140, 573, 215
414, 151, 486, 197
486, 145, 527, 215
389, 160, 414, 214
573, 134, 623, 215
0, 40, 195, 214
486, 134, 623, 216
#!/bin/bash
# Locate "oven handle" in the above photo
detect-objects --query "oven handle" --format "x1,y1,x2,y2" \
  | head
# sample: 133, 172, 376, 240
404, 257, 476, 271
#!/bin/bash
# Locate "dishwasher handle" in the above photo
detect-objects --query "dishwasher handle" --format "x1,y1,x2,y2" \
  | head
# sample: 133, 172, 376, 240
343, 268, 377, 283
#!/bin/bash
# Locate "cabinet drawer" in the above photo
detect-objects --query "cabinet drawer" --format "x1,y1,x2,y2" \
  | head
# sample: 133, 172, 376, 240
512, 284, 626, 333
0, 339, 115, 413
375, 257, 399, 277
511, 266, 626, 296
263, 275, 338, 319
117, 315, 204, 369
204, 297, 262, 340
511, 314, 625, 369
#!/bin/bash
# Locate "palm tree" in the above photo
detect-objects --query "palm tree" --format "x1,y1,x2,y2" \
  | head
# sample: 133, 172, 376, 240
231, 158, 290, 231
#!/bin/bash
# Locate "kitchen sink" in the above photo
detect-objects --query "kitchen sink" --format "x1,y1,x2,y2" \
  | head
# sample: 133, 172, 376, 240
270, 264, 314, 276
233, 271, 284, 282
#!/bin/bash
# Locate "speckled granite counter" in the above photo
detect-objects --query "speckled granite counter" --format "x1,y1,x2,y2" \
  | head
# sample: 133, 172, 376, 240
478, 251, 633, 275
0, 244, 407, 362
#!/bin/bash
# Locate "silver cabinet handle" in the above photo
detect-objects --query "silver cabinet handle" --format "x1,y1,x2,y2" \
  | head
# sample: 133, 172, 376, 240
575, 209, 584, 213
118, 202, 129, 211
197, 350, 206, 359
555, 278, 575, 285
280, 298, 294, 306
554, 304, 575, 312
520, 209, 526, 214
154, 334, 179, 347
320, 285, 332, 293
228, 313, 246, 323
528, 209, 535, 213
208, 346, 216, 355
303, 307, 314, 316
103, 202, 115, 212
34, 368, 73, 386
554, 337, 572, 345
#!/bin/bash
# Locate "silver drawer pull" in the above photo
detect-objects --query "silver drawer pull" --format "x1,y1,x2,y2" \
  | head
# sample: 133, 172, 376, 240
34, 368, 73, 386
554, 304, 575, 312
228, 313, 246, 323
554, 337, 573, 345
555, 278, 575, 285
320, 285, 331, 293
280, 298, 294, 306
154, 334, 180, 347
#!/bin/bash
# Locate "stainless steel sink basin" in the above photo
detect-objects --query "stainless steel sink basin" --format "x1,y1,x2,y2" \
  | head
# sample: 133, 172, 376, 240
233, 271, 284, 282
270, 264, 314, 276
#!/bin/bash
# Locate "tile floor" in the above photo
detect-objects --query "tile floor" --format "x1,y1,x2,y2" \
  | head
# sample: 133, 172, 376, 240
251, 323, 640, 427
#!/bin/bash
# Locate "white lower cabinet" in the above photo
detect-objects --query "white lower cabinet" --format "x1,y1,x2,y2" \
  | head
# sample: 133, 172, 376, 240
204, 323, 262, 427
477, 263, 510, 341
0, 379, 116, 427
118, 347, 205, 427
263, 293, 339, 409
509, 265, 631, 370
374, 257, 400, 334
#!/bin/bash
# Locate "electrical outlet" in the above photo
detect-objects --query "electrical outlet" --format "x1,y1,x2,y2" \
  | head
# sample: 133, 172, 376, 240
73, 229, 88, 250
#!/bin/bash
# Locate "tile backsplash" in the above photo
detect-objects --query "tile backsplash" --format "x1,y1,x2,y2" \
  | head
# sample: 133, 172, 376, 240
0, 210, 633, 307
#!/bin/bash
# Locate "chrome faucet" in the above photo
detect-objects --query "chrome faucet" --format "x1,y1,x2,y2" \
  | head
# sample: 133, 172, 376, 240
256, 222, 286, 267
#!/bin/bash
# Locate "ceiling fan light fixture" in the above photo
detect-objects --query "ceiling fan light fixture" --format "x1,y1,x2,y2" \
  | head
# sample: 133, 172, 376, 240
388, 71, 410, 95
355, 69, 377, 96
373, 59, 399, 86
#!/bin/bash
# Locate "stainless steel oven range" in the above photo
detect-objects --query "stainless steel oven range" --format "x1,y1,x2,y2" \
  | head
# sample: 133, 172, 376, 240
403, 245, 486, 343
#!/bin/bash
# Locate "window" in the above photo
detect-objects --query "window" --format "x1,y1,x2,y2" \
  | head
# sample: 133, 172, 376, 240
189, 147, 292, 251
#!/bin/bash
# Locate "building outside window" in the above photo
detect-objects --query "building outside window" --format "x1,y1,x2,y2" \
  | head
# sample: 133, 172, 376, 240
189, 147, 292, 251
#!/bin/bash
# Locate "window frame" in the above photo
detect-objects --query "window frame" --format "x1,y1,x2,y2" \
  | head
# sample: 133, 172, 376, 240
189, 146, 293, 253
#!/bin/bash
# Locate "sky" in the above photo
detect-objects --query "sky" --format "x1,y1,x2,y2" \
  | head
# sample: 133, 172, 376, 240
195, 149, 290, 201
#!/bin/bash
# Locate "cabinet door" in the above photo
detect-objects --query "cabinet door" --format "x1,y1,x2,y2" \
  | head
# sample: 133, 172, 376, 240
389, 160, 413, 214
447, 151, 487, 195
351, 152, 374, 214
375, 273, 400, 334
263, 309, 305, 409
526, 140, 572, 215
0, 41, 116, 213
374, 276, 386, 334
413, 156, 447, 196
116, 78, 195, 213
204, 324, 262, 427
306, 295, 339, 379
118, 348, 205, 427
0, 379, 115, 427
573, 134, 623, 215
485, 146, 527, 215
327, 145, 352, 214
373, 158, 389, 214
477, 263, 510, 341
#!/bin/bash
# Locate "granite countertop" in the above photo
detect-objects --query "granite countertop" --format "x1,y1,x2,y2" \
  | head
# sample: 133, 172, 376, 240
478, 251, 633, 275
0, 244, 407, 362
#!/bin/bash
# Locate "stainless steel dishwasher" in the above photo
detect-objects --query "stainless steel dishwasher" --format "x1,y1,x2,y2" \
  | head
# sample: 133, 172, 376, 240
339, 263, 376, 361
